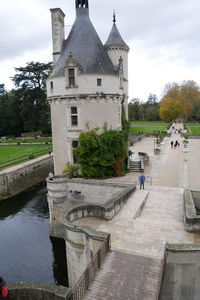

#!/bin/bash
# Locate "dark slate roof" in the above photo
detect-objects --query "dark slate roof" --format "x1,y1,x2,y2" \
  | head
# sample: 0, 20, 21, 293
50, 8, 115, 77
104, 23, 129, 50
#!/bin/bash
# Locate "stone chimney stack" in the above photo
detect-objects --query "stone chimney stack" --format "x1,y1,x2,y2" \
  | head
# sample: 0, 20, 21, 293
50, 8, 65, 65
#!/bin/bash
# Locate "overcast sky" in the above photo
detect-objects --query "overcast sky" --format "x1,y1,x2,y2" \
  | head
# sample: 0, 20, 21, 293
1, 0, 200, 101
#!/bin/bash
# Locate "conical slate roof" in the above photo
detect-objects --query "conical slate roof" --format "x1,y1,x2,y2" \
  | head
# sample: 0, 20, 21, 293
51, 7, 115, 77
105, 22, 129, 50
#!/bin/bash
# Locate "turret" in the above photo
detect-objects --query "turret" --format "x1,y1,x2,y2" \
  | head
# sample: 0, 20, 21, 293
50, 8, 65, 65
104, 12, 129, 81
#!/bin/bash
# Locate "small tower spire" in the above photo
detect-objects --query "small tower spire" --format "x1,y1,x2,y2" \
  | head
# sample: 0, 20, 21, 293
113, 10, 116, 23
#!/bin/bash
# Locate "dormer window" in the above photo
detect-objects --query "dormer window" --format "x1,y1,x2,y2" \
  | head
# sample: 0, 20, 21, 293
65, 52, 79, 89
68, 69, 75, 87
97, 78, 102, 86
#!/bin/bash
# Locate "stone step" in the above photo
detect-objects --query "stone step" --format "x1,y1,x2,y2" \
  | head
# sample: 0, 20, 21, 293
83, 250, 164, 300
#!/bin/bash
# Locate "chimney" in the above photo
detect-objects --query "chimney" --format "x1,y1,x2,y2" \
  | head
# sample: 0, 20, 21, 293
50, 8, 65, 65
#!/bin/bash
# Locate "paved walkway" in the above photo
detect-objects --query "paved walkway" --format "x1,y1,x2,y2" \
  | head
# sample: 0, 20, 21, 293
101, 123, 200, 189
74, 123, 200, 300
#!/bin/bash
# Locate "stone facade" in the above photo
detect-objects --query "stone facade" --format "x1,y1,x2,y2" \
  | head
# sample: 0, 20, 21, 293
47, 1, 129, 174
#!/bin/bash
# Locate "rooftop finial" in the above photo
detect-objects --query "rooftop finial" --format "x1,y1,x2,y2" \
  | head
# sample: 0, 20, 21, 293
76, 0, 89, 9
113, 10, 116, 23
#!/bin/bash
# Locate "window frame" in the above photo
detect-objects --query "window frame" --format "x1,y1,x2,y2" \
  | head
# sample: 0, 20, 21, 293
70, 106, 78, 127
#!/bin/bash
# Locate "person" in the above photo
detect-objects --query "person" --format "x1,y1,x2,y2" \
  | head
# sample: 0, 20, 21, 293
170, 141, 174, 148
174, 140, 178, 148
139, 174, 145, 189
128, 150, 133, 157
0, 277, 9, 299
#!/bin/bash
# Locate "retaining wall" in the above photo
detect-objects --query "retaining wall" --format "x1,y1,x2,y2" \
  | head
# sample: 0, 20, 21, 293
0, 155, 53, 200
8, 282, 69, 300
160, 244, 200, 300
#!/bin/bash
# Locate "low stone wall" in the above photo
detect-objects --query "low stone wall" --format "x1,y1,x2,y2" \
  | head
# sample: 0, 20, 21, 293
188, 134, 200, 139
160, 244, 200, 300
0, 155, 53, 201
129, 134, 146, 146
8, 282, 69, 300
184, 189, 200, 232
47, 176, 135, 288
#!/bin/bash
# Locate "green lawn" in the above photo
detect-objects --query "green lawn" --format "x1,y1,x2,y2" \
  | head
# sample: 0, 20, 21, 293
129, 122, 169, 134
187, 123, 200, 134
0, 138, 52, 144
0, 145, 52, 168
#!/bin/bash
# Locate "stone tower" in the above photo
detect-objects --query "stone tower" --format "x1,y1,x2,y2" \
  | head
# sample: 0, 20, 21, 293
47, 0, 130, 175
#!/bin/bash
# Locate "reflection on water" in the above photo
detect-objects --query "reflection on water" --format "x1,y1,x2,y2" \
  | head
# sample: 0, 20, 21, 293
0, 184, 68, 286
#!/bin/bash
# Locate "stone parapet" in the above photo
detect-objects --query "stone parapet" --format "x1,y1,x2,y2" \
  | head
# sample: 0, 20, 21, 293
184, 189, 200, 232
160, 243, 200, 299
0, 155, 53, 201
8, 282, 69, 300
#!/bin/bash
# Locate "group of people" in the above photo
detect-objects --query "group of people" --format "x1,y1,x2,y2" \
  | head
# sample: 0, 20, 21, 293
170, 140, 180, 148
172, 126, 182, 135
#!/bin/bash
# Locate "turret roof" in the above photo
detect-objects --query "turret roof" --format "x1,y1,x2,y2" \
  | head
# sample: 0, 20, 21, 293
104, 22, 129, 50
50, 7, 115, 78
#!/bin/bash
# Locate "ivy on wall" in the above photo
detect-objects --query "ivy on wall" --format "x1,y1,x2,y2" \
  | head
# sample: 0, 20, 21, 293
75, 128, 128, 178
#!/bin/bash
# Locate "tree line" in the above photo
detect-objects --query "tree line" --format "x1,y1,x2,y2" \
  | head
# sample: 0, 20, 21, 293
1, 61, 200, 139
129, 81, 200, 122
0, 62, 52, 137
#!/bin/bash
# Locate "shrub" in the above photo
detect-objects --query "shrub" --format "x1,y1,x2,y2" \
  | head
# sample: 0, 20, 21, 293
75, 129, 128, 178
63, 162, 79, 174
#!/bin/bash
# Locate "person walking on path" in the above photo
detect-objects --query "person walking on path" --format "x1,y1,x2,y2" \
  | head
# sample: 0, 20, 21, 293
170, 141, 174, 148
139, 175, 145, 189
0, 277, 9, 299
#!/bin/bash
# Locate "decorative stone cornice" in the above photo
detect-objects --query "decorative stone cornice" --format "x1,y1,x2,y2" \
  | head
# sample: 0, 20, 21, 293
48, 94, 124, 104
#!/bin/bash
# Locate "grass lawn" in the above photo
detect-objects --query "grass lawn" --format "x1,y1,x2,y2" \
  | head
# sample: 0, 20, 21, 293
129, 122, 169, 134
187, 123, 200, 134
1, 138, 52, 144
0, 145, 52, 167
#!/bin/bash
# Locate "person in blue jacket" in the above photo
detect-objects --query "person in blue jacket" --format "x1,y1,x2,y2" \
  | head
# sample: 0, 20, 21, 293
139, 175, 145, 189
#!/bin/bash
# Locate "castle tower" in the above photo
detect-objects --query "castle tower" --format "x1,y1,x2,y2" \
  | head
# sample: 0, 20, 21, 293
47, 1, 130, 175
105, 12, 130, 116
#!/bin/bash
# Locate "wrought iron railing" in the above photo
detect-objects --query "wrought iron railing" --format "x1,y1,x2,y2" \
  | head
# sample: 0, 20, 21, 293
68, 234, 110, 300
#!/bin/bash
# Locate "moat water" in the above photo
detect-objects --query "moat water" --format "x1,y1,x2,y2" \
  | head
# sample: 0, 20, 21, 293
0, 184, 68, 286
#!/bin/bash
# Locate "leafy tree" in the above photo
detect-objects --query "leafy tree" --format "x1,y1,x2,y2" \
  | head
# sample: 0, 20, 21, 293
160, 97, 183, 121
160, 80, 200, 121
11, 61, 52, 134
146, 93, 158, 105
128, 94, 160, 121
128, 98, 142, 121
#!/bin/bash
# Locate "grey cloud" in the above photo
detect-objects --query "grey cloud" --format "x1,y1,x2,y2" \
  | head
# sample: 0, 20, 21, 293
1, 0, 200, 68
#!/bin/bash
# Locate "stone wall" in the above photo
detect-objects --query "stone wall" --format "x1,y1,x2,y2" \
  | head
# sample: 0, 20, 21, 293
8, 282, 69, 300
47, 175, 135, 288
160, 244, 200, 300
184, 189, 200, 232
0, 155, 53, 200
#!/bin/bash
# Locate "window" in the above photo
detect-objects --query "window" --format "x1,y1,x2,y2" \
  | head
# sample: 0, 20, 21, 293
72, 140, 79, 163
50, 81, 53, 89
68, 68, 75, 87
71, 107, 78, 126
97, 78, 102, 86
